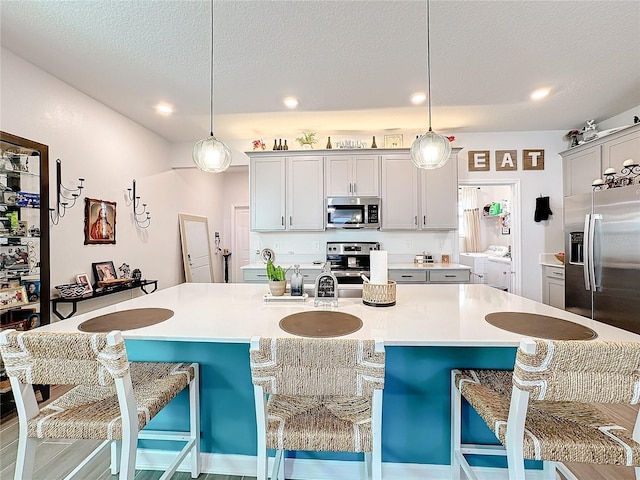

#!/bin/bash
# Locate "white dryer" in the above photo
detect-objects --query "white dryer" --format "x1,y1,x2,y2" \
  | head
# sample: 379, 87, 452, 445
486, 256, 513, 292
459, 246, 510, 285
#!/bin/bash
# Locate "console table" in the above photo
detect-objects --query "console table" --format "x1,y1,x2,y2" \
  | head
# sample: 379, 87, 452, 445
51, 280, 158, 320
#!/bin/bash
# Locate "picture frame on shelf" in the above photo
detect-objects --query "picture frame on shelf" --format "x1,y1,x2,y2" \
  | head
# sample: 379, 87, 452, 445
84, 198, 116, 245
384, 134, 403, 148
10, 308, 36, 329
21, 279, 40, 303
0, 285, 28, 308
76, 273, 93, 294
92, 261, 117, 284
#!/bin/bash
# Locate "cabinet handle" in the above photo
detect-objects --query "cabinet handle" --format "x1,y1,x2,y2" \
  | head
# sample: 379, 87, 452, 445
349, 183, 352, 193
353, 183, 357, 194
414, 216, 418, 226
281, 216, 284, 226
445, 275, 456, 278
551, 271, 564, 277
423, 215, 426, 225
289, 216, 292, 226
401, 275, 413, 278
256, 274, 267, 277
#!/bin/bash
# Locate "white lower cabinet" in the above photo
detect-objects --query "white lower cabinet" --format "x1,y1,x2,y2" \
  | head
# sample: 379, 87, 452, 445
542, 265, 565, 309
389, 270, 427, 284
249, 155, 324, 231
388, 268, 470, 284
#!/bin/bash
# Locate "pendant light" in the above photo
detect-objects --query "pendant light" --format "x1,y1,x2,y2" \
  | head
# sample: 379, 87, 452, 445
192, 0, 231, 173
411, 0, 451, 170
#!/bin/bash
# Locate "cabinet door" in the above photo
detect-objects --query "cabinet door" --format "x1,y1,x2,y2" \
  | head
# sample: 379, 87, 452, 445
381, 154, 419, 230
389, 269, 427, 283
287, 156, 324, 231
548, 280, 565, 309
325, 156, 352, 197
562, 146, 601, 196
250, 157, 285, 231
601, 129, 640, 173
420, 155, 457, 229
352, 155, 380, 196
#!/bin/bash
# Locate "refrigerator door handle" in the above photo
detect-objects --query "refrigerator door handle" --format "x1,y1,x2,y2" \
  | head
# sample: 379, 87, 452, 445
589, 214, 602, 290
583, 214, 591, 290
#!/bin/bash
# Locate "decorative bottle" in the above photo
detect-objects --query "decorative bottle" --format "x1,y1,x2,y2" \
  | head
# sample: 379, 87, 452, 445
278, 139, 283, 150
290, 264, 303, 296
273, 139, 277, 150
326, 137, 332, 149
371, 136, 377, 148
284, 140, 288, 150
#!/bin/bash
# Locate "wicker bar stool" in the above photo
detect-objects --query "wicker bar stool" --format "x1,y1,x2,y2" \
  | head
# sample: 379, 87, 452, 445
0, 329, 200, 480
249, 336, 385, 480
451, 337, 640, 480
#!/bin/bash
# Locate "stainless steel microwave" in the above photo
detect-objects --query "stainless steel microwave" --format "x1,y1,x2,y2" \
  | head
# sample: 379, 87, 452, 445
326, 197, 380, 229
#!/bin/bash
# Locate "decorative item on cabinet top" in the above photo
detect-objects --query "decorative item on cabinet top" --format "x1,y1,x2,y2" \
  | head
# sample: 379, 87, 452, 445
592, 158, 640, 190
126, 179, 150, 228
295, 131, 318, 149
49, 158, 84, 225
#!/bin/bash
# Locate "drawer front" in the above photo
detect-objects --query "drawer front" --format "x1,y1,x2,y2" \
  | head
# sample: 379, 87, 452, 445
545, 267, 565, 281
243, 269, 269, 283
428, 270, 470, 283
389, 270, 427, 284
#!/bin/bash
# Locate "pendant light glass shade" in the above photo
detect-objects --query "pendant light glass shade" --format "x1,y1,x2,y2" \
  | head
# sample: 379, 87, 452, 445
193, 134, 232, 173
193, 0, 231, 173
411, 0, 450, 170
411, 130, 452, 169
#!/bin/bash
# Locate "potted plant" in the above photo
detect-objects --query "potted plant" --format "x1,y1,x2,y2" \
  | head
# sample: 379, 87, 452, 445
295, 131, 318, 150
266, 258, 288, 296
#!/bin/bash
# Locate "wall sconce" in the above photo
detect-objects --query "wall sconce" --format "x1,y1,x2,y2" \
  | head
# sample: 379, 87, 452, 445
49, 159, 84, 225
592, 159, 640, 190
127, 179, 151, 228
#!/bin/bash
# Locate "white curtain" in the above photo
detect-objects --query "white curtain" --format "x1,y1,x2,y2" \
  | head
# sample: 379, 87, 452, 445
461, 188, 481, 253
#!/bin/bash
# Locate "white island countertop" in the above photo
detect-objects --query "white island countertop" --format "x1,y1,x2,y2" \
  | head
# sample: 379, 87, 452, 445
38, 283, 639, 347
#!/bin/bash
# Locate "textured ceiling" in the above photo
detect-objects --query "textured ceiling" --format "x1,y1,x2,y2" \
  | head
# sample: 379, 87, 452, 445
1, 0, 639, 142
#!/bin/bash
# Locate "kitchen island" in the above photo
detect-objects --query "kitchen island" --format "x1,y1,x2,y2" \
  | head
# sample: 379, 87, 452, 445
37, 283, 640, 478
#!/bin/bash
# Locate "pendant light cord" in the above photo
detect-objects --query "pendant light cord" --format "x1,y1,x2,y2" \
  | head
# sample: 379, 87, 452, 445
426, 0, 433, 133
209, 0, 214, 137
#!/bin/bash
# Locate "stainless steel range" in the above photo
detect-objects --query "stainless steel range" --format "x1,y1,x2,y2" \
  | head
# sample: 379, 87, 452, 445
326, 241, 380, 284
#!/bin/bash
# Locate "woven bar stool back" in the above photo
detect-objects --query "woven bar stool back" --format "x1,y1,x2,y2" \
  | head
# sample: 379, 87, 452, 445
250, 336, 385, 480
451, 337, 640, 480
0, 329, 201, 480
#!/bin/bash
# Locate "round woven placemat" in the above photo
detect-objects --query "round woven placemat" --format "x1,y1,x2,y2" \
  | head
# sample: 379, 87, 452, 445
279, 311, 363, 338
485, 312, 597, 340
78, 308, 174, 332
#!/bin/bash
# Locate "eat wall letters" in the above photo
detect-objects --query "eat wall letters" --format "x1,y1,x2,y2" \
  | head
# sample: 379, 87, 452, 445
467, 149, 544, 172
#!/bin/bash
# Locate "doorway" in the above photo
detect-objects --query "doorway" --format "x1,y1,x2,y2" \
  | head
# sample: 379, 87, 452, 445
231, 204, 250, 283
458, 180, 522, 295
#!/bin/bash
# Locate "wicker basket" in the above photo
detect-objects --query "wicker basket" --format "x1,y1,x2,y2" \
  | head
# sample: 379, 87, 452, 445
362, 280, 396, 307
55, 283, 88, 298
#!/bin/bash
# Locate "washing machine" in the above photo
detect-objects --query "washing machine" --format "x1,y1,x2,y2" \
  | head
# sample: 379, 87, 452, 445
459, 246, 510, 285
486, 256, 513, 292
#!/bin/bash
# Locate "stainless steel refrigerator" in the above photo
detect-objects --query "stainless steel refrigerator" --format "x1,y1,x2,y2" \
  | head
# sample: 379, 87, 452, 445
564, 186, 640, 333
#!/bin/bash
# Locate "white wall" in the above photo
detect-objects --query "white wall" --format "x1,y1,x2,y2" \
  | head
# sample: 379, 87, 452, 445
0, 49, 229, 316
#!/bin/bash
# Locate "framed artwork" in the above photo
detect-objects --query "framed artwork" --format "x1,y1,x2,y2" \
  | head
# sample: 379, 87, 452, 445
0, 286, 28, 308
21, 279, 40, 303
76, 273, 93, 293
501, 227, 511, 235
92, 261, 117, 284
84, 198, 116, 245
384, 134, 403, 148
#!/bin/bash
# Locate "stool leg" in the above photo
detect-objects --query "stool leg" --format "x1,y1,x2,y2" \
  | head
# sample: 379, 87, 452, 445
111, 441, 121, 474
190, 364, 201, 478
118, 429, 138, 480
451, 371, 462, 480
14, 436, 37, 480
364, 451, 372, 480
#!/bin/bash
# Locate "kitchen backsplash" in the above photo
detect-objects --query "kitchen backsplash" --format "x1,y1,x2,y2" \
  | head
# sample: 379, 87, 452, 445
249, 230, 458, 265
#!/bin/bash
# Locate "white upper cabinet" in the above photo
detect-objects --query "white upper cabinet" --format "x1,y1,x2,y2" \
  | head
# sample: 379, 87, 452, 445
601, 127, 640, 173
381, 148, 459, 230
325, 154, 379, 197
249, 154, 324, 232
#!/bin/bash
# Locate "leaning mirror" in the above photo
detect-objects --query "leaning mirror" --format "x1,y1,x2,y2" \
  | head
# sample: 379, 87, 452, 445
178, 213, 214, 283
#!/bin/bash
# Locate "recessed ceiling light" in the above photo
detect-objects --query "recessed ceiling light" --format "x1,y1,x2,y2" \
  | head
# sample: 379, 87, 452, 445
283, 97, 299, 108
530, 88, 550, 100
155, 103, 174, 115
410, 92, 427, 105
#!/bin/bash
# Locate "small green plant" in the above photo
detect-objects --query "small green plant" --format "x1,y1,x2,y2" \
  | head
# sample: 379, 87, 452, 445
295, 131, 318, 147
266, 258, 288, 281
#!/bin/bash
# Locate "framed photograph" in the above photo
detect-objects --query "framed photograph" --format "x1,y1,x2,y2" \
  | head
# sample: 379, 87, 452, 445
10, 308, 36, 329
84, 198, 116, 245
92, 261, 117, 284
21, 279, 40, 303
0, 286, 28, 308
501, 227, 511, 235
76, 273, 93, 293
384, 134, 403, 148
